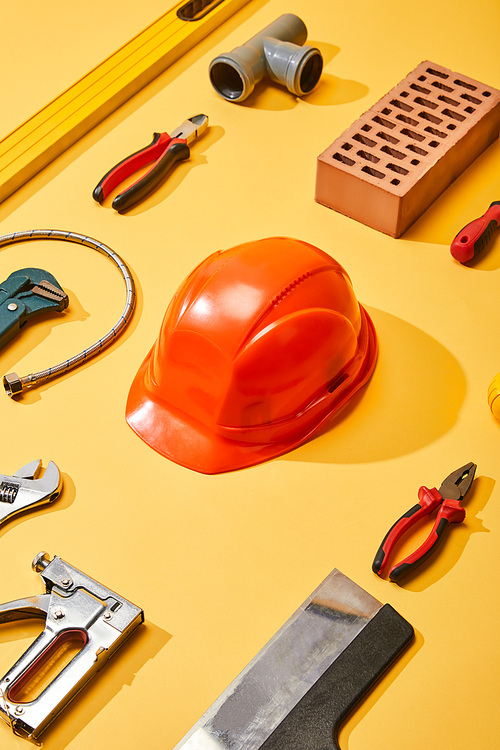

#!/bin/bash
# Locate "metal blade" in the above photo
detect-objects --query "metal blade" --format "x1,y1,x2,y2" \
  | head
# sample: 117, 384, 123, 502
175, 569, 382, 750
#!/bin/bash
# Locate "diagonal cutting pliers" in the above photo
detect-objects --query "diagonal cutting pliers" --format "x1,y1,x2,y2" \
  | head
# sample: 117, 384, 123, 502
92, 113, 208, 212
372, 462, 476, 583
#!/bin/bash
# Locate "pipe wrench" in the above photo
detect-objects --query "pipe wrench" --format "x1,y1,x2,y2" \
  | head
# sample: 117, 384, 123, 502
0, 552, 144, 740
0, 268, 68, 350
0, 460, 61, 527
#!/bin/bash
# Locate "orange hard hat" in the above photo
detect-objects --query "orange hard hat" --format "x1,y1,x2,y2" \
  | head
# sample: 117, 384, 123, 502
126, 237, 377, 474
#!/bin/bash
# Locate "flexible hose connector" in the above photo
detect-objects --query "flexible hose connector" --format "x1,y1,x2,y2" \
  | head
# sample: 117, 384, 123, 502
0, 229, 136, 397
209, 13, 323, 102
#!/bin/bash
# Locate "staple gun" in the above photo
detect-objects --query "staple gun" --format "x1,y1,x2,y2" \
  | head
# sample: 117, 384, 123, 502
0, 552, 144, 740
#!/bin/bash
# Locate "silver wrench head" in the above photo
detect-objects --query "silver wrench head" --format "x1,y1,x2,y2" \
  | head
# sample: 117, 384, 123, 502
13, 459, 44, 480
0, 461, 62, 523
11, 460, 61, 499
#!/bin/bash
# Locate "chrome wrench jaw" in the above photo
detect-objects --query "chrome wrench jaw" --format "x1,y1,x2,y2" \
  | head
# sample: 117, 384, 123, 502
13, 459, 43, 480
0, 461, 62, 525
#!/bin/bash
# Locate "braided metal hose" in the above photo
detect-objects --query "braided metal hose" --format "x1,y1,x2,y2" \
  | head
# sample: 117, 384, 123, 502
0, 229, 136, 396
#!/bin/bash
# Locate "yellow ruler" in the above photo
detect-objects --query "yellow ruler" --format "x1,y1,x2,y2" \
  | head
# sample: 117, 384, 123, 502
0, 0, 250, 204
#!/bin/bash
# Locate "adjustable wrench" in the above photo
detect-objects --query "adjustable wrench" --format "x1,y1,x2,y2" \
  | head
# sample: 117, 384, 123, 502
0, 460, 61, 526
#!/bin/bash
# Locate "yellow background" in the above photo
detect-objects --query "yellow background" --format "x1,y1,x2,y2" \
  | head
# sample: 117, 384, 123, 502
1, 0, 499, 747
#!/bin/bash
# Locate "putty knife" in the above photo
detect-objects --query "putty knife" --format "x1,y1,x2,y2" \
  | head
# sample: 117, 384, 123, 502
174, 569, 414, 749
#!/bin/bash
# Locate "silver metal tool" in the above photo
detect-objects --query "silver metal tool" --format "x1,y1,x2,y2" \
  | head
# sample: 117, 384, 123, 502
174, 569, 413, 750
0, 460, 61, 526
0, 552, 144, 740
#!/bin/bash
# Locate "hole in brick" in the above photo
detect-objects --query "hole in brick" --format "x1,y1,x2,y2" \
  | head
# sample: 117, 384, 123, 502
381, 145, 406, 160
401, 127, 425, 142
427, 67, 448, 79
333, 152, 355, 166
353, 133, 377, 147
464, 106, 475, 114
341, 143, 353, 150
357, 150, 380, 163
454, 78, 476, 90
362, 166, 385, 179
431, 80, 453, 92
419, 111, 443, 124
483, 91, 491, 97
390, 99, 413, 112
411, 159, 420, 165
414, 96, 438, 109
438, 94, 460, 106
442, 108, 465, 121
461, 93, 481, 104
428, 140, 439, 147
407, 143, 428, 156
373, 115, 395, 129
382, 107, 392, 115
400, 91, 409, 97
396, 114, 419, 126
387, 163, 409, 175
447, 124, 456, 130
391, 178, 400, 185
418, 75, 426, 81
425, 126, 447, 138
410, 83, 431, 94
361, 124, 372, 131
377, 131, 399, 144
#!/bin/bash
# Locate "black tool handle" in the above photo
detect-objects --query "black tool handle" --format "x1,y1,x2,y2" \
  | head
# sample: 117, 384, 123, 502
112, 140, 190, 212
93, 132, 170, 203
260, 604, 414, 750
389, 494, 465, 583
372, 501, 424, 576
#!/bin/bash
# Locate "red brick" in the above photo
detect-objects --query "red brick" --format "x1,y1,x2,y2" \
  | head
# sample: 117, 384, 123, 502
315, 61, 500, 237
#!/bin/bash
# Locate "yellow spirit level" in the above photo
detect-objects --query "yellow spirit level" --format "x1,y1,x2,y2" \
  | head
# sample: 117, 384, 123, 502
0, 0, 250, 204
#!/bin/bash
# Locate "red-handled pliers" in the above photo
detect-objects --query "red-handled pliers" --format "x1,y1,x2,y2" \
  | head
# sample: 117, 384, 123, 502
92, 114, 208, 212
372, 462, 476, 583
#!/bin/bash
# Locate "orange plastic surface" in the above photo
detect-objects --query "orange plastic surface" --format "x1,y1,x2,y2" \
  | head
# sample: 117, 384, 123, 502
126, 237, 377, 473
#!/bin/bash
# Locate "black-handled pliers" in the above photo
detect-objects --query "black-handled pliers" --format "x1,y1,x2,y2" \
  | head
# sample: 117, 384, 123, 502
92, 113, 208, 212
372, 462, 476, 583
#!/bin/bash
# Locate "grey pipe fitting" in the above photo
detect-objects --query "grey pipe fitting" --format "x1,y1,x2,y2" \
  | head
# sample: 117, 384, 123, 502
209, 13, 323, 102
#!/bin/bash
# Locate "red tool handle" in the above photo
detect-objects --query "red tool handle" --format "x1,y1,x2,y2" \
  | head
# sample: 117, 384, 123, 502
93, 132, 172, 202
372, 486, 442, 577
92, 132, 190, 211
389, 497, 465, 583
450, 201, 500, 263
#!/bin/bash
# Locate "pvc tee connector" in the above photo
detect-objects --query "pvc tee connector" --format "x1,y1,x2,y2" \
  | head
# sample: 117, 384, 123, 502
209, 13, 323, 102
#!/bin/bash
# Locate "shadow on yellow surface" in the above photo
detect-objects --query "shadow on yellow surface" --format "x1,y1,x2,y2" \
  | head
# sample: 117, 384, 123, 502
395, 475, 493, 593
286, 308, 466, 465
403, 139, 500, 259
339, 627, 423, 749
0, 470, 75, 542
238, 42, 369, 111
38, 621, 171, 748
